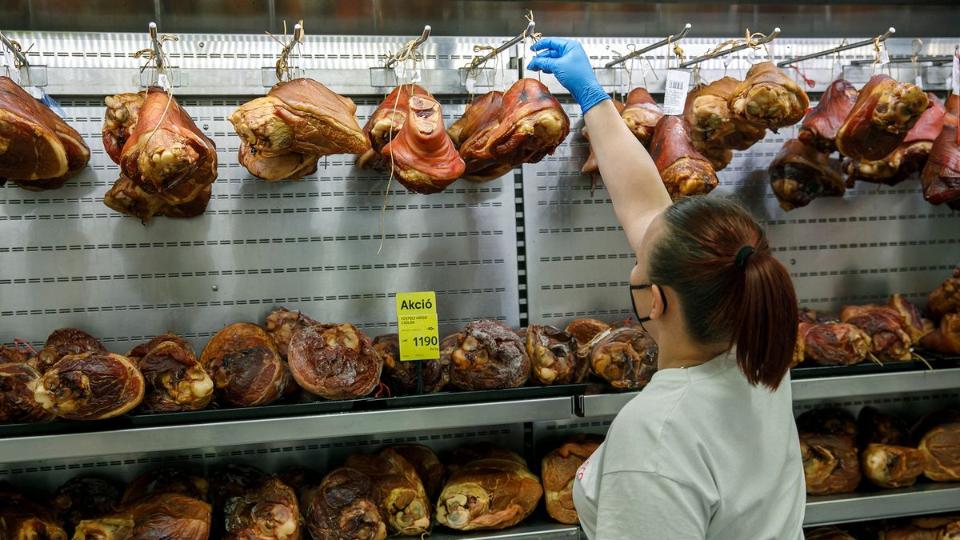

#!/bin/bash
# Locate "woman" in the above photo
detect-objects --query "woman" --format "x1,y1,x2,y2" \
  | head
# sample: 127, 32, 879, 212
527, 39, 805, 539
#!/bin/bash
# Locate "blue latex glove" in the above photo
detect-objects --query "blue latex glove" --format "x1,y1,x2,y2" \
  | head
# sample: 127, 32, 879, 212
527, 38, 610, 114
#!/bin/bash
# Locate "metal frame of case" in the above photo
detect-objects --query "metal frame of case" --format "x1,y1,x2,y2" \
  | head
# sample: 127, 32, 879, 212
1, 31, 960, 537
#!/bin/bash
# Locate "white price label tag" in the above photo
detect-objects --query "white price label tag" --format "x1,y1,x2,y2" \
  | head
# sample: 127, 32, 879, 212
878, 45, 890, 65
157, 73, 171, 92
2, 48, 19, 84
915, 74, 923, 88
663, 69, 690, 116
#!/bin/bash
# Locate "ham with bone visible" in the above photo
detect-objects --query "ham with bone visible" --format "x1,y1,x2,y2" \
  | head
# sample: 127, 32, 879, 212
381, 94, 465, 193
648, 116, 719, 199
769, 139, 845, 211
230, 78, 368, 181
836, 74, 929, 161
730, 62, 810, 131
685, 77, 766, 152
0, 76, 89, 190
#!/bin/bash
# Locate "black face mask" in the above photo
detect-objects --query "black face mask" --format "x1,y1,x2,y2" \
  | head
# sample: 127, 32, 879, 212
630, 283, 668, 324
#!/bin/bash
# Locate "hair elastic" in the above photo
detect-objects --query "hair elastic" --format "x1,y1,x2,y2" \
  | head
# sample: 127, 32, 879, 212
735, 245, 755, 269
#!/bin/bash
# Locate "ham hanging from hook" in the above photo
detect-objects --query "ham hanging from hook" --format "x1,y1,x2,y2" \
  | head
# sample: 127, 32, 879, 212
798, 79, 859, 154
685, 77, 765, 152
620, 87, 664, 147
730, 62, 809, 131
921, 94, 960, 208
356, 84, 430, 170
381, 94, 465, 193
835, 74, 929, 161
450, 90, 514, 181
648, 116, 719, 199
769, 139, 845, 211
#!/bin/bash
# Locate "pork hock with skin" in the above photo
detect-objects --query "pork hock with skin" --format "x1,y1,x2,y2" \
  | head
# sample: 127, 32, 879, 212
223, 477, 301, 540
302, 467, 387, 540
730, 62, 810, 131
525, 324, 585, 386
286, 323, 382, 400
684, 77, 766, 152
769, 139, 845, 211
200, 323, 292, 407
648, 116, 719, 199
836, 74, 930, 161
542, 436, 602, 524
0, 362, 55, 423
798, 79, 859, 153
0, 76, 90, 190
381, 94, 465, 193
921, 97, 960, 207
373, 333, 448, 394
344, 449, 431, 536
451, 90, 514, 181
587, 325, 658, 390
128, 334, 213, 412
445, 320, 530, 391
621, 87, 665, 147
34, 352, 145, 421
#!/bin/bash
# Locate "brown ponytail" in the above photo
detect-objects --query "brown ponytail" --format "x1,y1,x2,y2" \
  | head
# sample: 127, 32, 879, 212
648, 197, 798, 389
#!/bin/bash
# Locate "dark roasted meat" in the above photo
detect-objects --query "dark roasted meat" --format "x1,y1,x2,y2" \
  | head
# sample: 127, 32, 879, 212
389, 444, 445, 501
200, 323, 291, 407
861, 443, 925, 488
797, 408, 857, 438
287, 323, 382, 400
800, 432, 861, 495
53, 476, 122, 528
840, 305, 913, 362
921, 314, 960, 355
525, 324, 584, 385
74, 493, 211, 540
858, 406, 908, 447
928, 267, 960, 320
34, 327, 107, 374
769, 139, 845, 211
797, 321, 871, 366
345, 449, 431, 535
445, 320, 530, 391
836, 75, 930, 161
129, 334, 213, 412
0, 484, 68, 540
451, 90, 514, 182
918, 417, 960, 482
302, 467, 387, 540
372, 333, 448, 394
0, 361, 55, 423
122, 468, 210, 506
798, 79, 859, 153
475, 78, 570, 167
730, 62, 810, 130
587, 326, 658, 390
223, 477, 301, 540
34, 352, 145, 420
264, 307, 317, 360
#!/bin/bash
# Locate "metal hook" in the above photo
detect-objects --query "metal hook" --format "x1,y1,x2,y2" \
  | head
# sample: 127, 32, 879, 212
604, 23, 692, 69
148, 22, 165, 72
777, 27, 894, 67
680, 27, 780, 68
274, 21, 305, 81
384, 25, 431, 69
0, 31, 29, 68
465, 20, 536, 72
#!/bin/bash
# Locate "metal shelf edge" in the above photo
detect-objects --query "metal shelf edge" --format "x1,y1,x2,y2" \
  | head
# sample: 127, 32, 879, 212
431, 523, 580, 540
804, 484, 960, 526
791, 367, 960, 402
0, 396, 575, 466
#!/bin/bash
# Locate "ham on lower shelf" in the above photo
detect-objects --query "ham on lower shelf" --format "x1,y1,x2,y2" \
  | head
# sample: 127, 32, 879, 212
229, 78, 369, 181
344, 449, 432, 536
200, 323, 292, 407
222, 477, 300, 540
102, 88, 218, 220
0, 75, 90, 190
302, 466, 388, 540
541, 436, 602, 525
73, 493, 211, 540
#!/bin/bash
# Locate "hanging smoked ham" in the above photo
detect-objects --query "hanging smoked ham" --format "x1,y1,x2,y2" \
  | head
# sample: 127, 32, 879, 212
525, 324, 584, 386
223, 477, 301, 540
230, 78, 368, 181
73, 493, 211, 540
356, 84, 428, 170
840, 305, 912, 362
287, 323, 382, 400
846, 93, 945, 186
621, 87, 665, 147
685, 77, 766, 151
0, 362, 54, 423
542, 436, 602, 524
344, 449, 431, 536
200, 323, 292, 407
34, 352, 145, 420
769, 139, 845, 211
127, 334, 213, 412
921, 95, 960, 207
0, 76, 89, 190
586, 325, 658, 390
730, 62, 810, 131
102, 88, 217, 219
648, 116, 719, 199
302, 467, 387, 540
836, 75, 929, 161
445, 320, 530, 390
798, 79, 859, 153
373, 333, 448, 394
381, 93, 465, 193
436, 447, 543, 531
450, 90, 514, 181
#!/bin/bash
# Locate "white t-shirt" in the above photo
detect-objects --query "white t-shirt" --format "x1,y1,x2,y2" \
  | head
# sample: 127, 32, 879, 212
573, 352, 805, 540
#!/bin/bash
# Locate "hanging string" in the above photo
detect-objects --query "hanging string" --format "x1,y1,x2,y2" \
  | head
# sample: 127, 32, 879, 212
131, 29, 178, 189
267, 20, 304, 82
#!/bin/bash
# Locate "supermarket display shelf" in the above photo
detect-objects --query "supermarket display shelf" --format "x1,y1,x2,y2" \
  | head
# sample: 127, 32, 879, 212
0, 396, 576, 466
432, 522, 581, 540
804, 483, 960, 526
578, 366, 960, 418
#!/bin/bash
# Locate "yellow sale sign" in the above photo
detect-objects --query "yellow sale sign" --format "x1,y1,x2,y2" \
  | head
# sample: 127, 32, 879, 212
395, 291, 440, 361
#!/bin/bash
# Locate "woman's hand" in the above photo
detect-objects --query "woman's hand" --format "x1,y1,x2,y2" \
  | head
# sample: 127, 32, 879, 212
527, 38, 610, 115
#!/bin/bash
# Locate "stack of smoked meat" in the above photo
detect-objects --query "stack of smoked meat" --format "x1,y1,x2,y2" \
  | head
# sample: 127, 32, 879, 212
770, 74, 955, 211
581, 61, 810, 201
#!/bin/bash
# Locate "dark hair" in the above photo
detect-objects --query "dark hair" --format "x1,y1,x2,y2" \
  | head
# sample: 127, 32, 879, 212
648, 197, 798, 390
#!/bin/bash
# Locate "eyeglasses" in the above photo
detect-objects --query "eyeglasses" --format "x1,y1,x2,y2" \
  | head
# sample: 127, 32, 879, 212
629, 283, 668, 323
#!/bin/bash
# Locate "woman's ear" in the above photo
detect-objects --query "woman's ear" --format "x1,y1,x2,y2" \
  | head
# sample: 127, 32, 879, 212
649, 284, 666, 320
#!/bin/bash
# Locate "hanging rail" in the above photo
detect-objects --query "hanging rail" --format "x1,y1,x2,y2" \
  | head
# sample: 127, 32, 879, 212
849, 54, 951, 66
604, 23, 692, 69
464, 20, 536, 72
777, 27, 895, 67
679, 27, 780, 68
0, 31, 29, 67
383, 25, 431, 69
